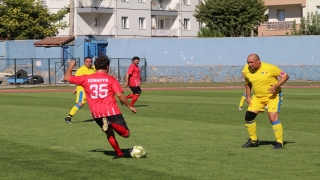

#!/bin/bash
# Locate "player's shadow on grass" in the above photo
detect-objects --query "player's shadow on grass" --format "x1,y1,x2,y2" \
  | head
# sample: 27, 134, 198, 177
258, 140, 295, 146
133, 104, 148, 107
68, 119, 95, 123
89, 148, 132, 158
82, 119, 96, 123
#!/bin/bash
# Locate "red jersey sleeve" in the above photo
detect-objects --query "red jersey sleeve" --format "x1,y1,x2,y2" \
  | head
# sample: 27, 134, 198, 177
69, 76, 85, 86
127, 64, 134, 75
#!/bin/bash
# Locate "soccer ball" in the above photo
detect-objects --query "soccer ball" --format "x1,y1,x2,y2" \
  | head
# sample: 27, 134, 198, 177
130, 145, 147, 158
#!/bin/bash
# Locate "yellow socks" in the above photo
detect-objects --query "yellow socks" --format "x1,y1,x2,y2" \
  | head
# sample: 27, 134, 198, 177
272, 120, 283, 144
68, 104, 81, 117
245, 121, 257, 141
239, 95, 246, 107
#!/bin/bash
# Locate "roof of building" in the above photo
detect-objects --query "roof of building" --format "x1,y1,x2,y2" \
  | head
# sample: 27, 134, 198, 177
34, 36, 75, 47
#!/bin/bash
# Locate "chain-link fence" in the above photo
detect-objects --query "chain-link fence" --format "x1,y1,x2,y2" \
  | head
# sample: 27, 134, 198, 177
0, 58, 147, 85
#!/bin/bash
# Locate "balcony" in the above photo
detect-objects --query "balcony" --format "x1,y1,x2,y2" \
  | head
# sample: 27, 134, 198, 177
263, 0, 306, 7
77, 26, 114, 36
151, 28, 178, 37
263, 21, 294, 30
77, 0, 114, 13
151, 1, 180, 16
258, 21, 300, 36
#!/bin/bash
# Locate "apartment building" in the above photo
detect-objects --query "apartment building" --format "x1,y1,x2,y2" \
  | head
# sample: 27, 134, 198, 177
45, 0, 202, 38
258, 0, 320, 36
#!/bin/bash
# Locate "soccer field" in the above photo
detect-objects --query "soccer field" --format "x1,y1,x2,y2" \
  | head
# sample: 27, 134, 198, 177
0, 85, 319, 180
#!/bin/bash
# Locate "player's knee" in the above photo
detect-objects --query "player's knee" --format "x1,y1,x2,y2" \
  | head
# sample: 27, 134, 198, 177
77, 102, 84, 107
245, 111, 257, 121
122, 130, 130, 138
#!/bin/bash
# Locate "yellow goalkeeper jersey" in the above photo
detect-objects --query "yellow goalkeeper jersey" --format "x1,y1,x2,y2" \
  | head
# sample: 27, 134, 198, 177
75, 65, 96, 91
242, 62, 285, 98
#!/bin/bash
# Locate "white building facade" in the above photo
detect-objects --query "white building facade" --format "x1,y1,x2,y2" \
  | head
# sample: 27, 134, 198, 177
45, 0, 202, 38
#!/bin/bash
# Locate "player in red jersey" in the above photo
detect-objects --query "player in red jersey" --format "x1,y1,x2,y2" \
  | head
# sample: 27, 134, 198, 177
64, 56, 136, 158
124, 56, 142, 107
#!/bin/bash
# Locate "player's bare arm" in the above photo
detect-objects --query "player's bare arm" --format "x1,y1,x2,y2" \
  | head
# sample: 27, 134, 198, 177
116, 92, 137, 113
268, 72, 289, 93
124, 74, 130, 88
64, 60, 76, 82
245, 83, 252, 104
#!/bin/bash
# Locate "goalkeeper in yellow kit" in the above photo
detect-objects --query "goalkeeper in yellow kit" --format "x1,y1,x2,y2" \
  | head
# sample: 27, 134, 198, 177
65, 57, 96, 124
241, 54, 289, 149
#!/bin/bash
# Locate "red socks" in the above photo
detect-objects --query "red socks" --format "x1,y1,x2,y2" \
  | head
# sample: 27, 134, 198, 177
106, 123, 130, 157
126, 94, 140, 106
130, 95, 139, 106
107, 135, 123, 156
126, 94, 134, 99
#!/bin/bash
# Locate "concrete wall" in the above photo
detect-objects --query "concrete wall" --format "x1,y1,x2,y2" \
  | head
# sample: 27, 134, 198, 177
35, 47, 62, 59
107, 36, 320, 82
0, 41, 6, 69
1, 36, 320, 83
6, 40, 38, 59
107, 36, 320, 66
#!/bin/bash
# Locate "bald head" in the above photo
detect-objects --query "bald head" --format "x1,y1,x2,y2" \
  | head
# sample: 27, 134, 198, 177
247, 53, 261, 70
248, 54, 260, 60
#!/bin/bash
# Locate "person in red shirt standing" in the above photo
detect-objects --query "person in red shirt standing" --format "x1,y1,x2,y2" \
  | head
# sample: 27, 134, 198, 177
64, 56, 137, 158
124, 56, 142, 107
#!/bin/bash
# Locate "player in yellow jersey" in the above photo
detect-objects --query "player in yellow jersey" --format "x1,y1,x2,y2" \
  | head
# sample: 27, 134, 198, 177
241, 54, 289, 149
238, 92, 269, 110
238, 72, 247, 110
238, 92, 246, 110
65, 57, 96, 124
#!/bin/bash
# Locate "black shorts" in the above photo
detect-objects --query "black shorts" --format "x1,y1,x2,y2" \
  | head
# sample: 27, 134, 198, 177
129, 86, 142, 94
94, 114, 129, 130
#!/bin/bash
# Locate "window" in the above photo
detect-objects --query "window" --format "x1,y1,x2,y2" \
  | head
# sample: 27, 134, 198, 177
184, 18, 190, 30
139, 18, 146, 29
94, 17, 98, 28
138, 0, 146, 2
184, 0, 190, 5
122, 17, 129, 29
277, 9, 285, 21
121, 0, 129, 2
317, 6, 320, 12
158, 19, 164, 29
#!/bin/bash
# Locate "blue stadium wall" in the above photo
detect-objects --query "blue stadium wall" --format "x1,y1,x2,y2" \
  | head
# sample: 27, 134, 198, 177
1, 36, 320, 82
106, 36, 320, 82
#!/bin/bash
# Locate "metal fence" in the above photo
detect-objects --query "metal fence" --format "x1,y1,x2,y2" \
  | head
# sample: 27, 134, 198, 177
0, 58, 147, 85
109, 58, 147, 82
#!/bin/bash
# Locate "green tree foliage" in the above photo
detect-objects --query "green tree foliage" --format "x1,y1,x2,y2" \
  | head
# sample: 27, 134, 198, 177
291, 11, 320, 35
0, 0, 68, 40
198, 27, 224, 37
194, 0, 267, 37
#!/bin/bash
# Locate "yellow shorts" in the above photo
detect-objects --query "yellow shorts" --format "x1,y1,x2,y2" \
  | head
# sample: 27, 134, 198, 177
248, 92, 283, 113
75, 88, 87, 104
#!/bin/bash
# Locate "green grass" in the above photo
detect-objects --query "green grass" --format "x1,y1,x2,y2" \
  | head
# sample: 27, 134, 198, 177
0, 86, 319, 180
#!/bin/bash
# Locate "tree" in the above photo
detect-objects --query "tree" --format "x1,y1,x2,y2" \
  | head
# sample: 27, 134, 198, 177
0, 0, 68, 40
194, 0, 267, 37
291, 11, 320, 36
